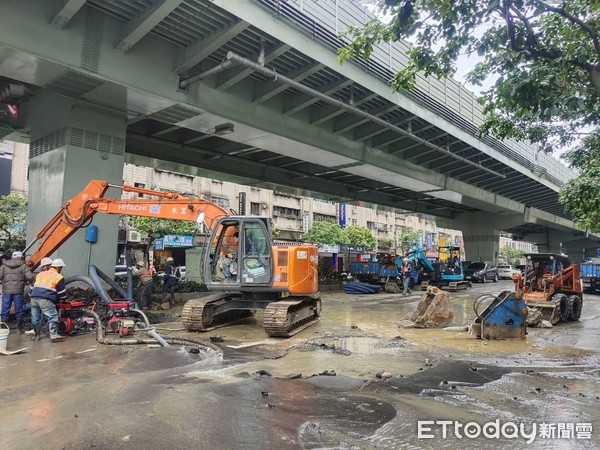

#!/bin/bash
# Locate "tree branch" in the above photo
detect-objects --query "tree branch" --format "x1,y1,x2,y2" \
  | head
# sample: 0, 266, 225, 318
535, 0, 600, 59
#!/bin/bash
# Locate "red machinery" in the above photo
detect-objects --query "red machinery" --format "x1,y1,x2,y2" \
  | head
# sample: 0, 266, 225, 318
57, 300, 97, 335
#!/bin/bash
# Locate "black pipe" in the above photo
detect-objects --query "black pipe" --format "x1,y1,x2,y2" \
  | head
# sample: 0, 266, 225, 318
89, 265, 130, 301
125, 250, 134, 301
71, 270, 115, 306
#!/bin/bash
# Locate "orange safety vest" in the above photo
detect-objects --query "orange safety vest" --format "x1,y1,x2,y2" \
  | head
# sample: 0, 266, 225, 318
140, 267, 153, 283
34, 269, 63, 290
31, 268, 65, 302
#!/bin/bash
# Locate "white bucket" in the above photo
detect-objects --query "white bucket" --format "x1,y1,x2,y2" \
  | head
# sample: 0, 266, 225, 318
0, 322, 9, 352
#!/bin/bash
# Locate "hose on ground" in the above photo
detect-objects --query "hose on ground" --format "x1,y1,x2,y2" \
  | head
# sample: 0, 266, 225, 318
344, 281, 381, 294
131, 308, 150, 329
85, 310, 222, 354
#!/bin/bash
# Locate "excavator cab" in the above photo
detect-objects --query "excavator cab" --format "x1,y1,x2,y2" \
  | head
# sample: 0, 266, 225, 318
204, 216, 274, 290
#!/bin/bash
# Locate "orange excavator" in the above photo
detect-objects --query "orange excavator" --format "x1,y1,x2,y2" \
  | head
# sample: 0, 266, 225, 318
24, 180, 321, 337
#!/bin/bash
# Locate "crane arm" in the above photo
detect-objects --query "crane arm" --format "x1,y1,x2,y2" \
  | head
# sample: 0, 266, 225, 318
26, 179, 231, 269
406, 250, 435, 272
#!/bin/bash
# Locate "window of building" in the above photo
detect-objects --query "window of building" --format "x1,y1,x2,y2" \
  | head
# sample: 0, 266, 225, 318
313, 213, 336, 223
273, 206, 300, 218
209, 196, 230, 209
250, 202, 260, 215
134, 182, 145, 197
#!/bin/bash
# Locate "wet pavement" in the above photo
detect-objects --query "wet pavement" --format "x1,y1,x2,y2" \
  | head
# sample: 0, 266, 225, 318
1, 280, 599, 449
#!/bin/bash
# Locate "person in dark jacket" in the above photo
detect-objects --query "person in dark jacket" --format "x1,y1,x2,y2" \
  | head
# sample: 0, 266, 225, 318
161, 257, 178, 307
0, 251, 35, 333
30, 258, 67, 341
131, 261, 153, 309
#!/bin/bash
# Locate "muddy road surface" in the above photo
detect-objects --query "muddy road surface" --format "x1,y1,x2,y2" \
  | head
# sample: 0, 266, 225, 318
1, 280, 598, 449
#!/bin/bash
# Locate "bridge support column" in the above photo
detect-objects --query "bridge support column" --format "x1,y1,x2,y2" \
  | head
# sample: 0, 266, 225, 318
27, 91, 126, 276
439, 212, 526, 263
462, 229, 501, 263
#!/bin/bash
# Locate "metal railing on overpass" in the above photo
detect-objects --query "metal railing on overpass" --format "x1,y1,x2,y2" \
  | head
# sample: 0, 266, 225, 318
256, 0, 570, 188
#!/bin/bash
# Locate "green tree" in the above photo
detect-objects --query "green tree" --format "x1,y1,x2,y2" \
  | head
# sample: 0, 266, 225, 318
344, 225, 377, 249
338, 1, 600, 229
0, 193, 27, 250
127, 216, 199, 240
379, 237, 394, 248
501, 244, 525, 264
303, 221, 347, 246
396, 227, 420, 253
559, 134, 600, 231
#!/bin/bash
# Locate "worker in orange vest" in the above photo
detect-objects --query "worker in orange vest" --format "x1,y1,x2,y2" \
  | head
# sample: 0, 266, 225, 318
30, 258, 67, 341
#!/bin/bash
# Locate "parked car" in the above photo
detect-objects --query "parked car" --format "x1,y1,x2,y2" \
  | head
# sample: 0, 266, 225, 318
464, 261, 498, 283
157, 266, 186, 281
497, 264, 521, 279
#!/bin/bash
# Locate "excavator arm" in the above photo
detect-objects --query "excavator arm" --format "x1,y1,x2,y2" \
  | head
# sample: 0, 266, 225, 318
26, 179, 231, 269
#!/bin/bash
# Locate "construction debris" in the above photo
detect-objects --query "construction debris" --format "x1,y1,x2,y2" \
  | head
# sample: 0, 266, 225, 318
384, 280, 401, 293
398, 286, 454, 328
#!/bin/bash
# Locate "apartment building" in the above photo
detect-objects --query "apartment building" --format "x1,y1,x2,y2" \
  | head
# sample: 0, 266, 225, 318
121, 163, 463, 256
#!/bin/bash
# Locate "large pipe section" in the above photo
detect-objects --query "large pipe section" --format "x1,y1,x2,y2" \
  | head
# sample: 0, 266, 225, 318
89, 265, 130, 302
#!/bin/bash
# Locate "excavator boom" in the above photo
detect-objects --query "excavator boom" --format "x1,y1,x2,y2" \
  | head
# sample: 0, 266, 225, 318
26, 179, 229, 269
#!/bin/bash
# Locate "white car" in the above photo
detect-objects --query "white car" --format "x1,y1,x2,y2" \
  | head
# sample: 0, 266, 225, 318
497, 265, 520, 279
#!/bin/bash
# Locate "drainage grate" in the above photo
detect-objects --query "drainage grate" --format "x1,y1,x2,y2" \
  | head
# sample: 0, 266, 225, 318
82, 7, 104, 73
46, 69, 105, 99
149, 104, 202, 124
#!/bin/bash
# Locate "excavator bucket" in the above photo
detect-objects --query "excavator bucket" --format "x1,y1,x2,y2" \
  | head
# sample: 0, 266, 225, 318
399, 286, 454, 328
525, 299, 561, 325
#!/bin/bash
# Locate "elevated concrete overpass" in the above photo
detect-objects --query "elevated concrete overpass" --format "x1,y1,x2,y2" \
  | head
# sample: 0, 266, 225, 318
0, 0, 596, 272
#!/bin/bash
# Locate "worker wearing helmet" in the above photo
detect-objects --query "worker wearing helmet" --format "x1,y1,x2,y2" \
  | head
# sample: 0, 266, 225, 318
130, 261, 153, 309
0, 251, 35, 333
161, 257, 178, 307
29, 258, 67, 341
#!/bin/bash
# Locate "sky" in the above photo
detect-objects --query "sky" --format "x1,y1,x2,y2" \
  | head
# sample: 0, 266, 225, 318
361, 1, 571, 160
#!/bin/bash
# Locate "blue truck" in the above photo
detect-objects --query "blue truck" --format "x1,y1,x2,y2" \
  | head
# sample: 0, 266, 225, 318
349, 251, 426, 288
580, 258, 600, 293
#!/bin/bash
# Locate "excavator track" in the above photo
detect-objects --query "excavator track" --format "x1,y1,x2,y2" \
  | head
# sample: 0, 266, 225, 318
447, 281, 471, 292
181, 293, 254, 332
263, 297, 322, 337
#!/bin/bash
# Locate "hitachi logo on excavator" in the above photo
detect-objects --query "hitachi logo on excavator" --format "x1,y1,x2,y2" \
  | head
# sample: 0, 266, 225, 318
118, 205, 148, 211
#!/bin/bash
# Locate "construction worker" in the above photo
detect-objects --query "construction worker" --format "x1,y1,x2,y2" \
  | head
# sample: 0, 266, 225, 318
0, 251, 35, 333
131, 261, 153, 309
30, 258, 67, 341
161, 257, 178, 307
402, 260, 413, 296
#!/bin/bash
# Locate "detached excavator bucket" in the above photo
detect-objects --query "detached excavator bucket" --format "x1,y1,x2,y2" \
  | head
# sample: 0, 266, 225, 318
399, 286, 454, 328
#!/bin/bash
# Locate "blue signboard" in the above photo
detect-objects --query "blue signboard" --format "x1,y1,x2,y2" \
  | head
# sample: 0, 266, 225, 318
596, 248, 600, 258
426, 233, 432, 250
163, 235, 194, 247
154, 238, 164, 250
338, 203, 347, 228
417, 232, 423, 250
455, 236, 460, 247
